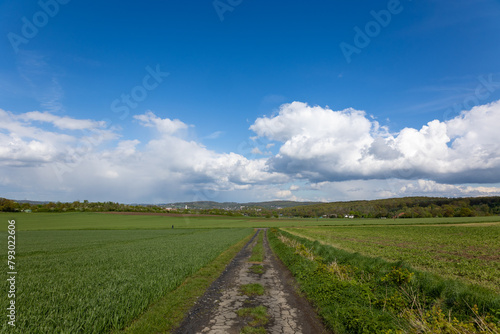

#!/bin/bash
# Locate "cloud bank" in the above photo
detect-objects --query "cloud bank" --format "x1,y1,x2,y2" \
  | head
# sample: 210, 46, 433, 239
251, 101, 500, 184
1, 100, 500, 202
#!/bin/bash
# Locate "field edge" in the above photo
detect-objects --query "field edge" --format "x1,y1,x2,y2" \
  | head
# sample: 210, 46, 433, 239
268, 228, 500, 333
118, 231, 254, 334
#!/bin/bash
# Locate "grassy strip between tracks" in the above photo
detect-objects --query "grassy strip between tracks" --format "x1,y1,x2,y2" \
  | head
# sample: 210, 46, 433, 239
268, 228, 500, 334
249, 229, 264, 262
120, 233, 254, 334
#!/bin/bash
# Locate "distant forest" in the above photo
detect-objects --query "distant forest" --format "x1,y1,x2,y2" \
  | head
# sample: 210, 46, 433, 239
279, 196, 500, 218
1, 196, 500, 218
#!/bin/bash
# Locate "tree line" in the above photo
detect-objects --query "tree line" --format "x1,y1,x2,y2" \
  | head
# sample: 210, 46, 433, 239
0, 198, 272, 216
279, 196, 500, 218
1, 196, 500, 218
0, 199, 162, 213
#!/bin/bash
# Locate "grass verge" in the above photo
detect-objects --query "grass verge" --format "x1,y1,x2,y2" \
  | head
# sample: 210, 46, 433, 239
248, 229, 264, 262
283, 224, 500, 292
268, 228, 500, 333
119, 233, 253, 334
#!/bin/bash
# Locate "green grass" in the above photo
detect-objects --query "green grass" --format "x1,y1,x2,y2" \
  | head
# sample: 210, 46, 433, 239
237, 305, 269, 326
240, 283, 265, 297
2, 212, 499, 231
1, 212, 253, 230
1, 212, 498, 332
269, 229, 500, 334
121, 233, 253, 333
249, 265, 265, 274
284, 223, 500, 292
0, 228, 252, 333
248, 230, 264, 262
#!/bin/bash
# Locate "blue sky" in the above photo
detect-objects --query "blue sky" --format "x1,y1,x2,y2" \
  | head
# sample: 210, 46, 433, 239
1, 0, 500, 203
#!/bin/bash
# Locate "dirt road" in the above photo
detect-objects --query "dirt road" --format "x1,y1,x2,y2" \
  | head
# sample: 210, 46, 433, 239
174, 229, 329, 334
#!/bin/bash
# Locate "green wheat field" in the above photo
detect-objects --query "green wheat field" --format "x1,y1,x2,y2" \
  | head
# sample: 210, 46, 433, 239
1, 212, 498, 333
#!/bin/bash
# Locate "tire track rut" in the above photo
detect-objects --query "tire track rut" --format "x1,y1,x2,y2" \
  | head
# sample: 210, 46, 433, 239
174, 229, 329, 334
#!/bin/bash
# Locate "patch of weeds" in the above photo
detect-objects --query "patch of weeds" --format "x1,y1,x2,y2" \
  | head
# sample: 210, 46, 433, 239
381, 266, 414, 285
324, 261, 355, 281
237, 306, 269, 326
402, 304, 500, 333
240, 325, 266, 334
249, 265, 265, 274
240, 283, 265, 297
374, 291, 408, 314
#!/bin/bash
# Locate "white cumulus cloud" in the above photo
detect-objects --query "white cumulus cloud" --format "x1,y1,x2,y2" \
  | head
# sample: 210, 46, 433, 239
2, 100, 500, 203
134, 111, 188, 135
19, 111, 104, 130
250, 100, 500, 184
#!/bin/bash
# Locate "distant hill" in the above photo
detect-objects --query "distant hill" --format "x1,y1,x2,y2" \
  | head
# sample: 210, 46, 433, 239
3, 196, 500, 218
244, 201, 323, 209
2, 198, 320, 212
162, 200, 322, 210
13, 199, 51, 205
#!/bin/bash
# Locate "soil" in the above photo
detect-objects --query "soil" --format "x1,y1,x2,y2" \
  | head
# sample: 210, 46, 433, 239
173, 229, 330, 334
